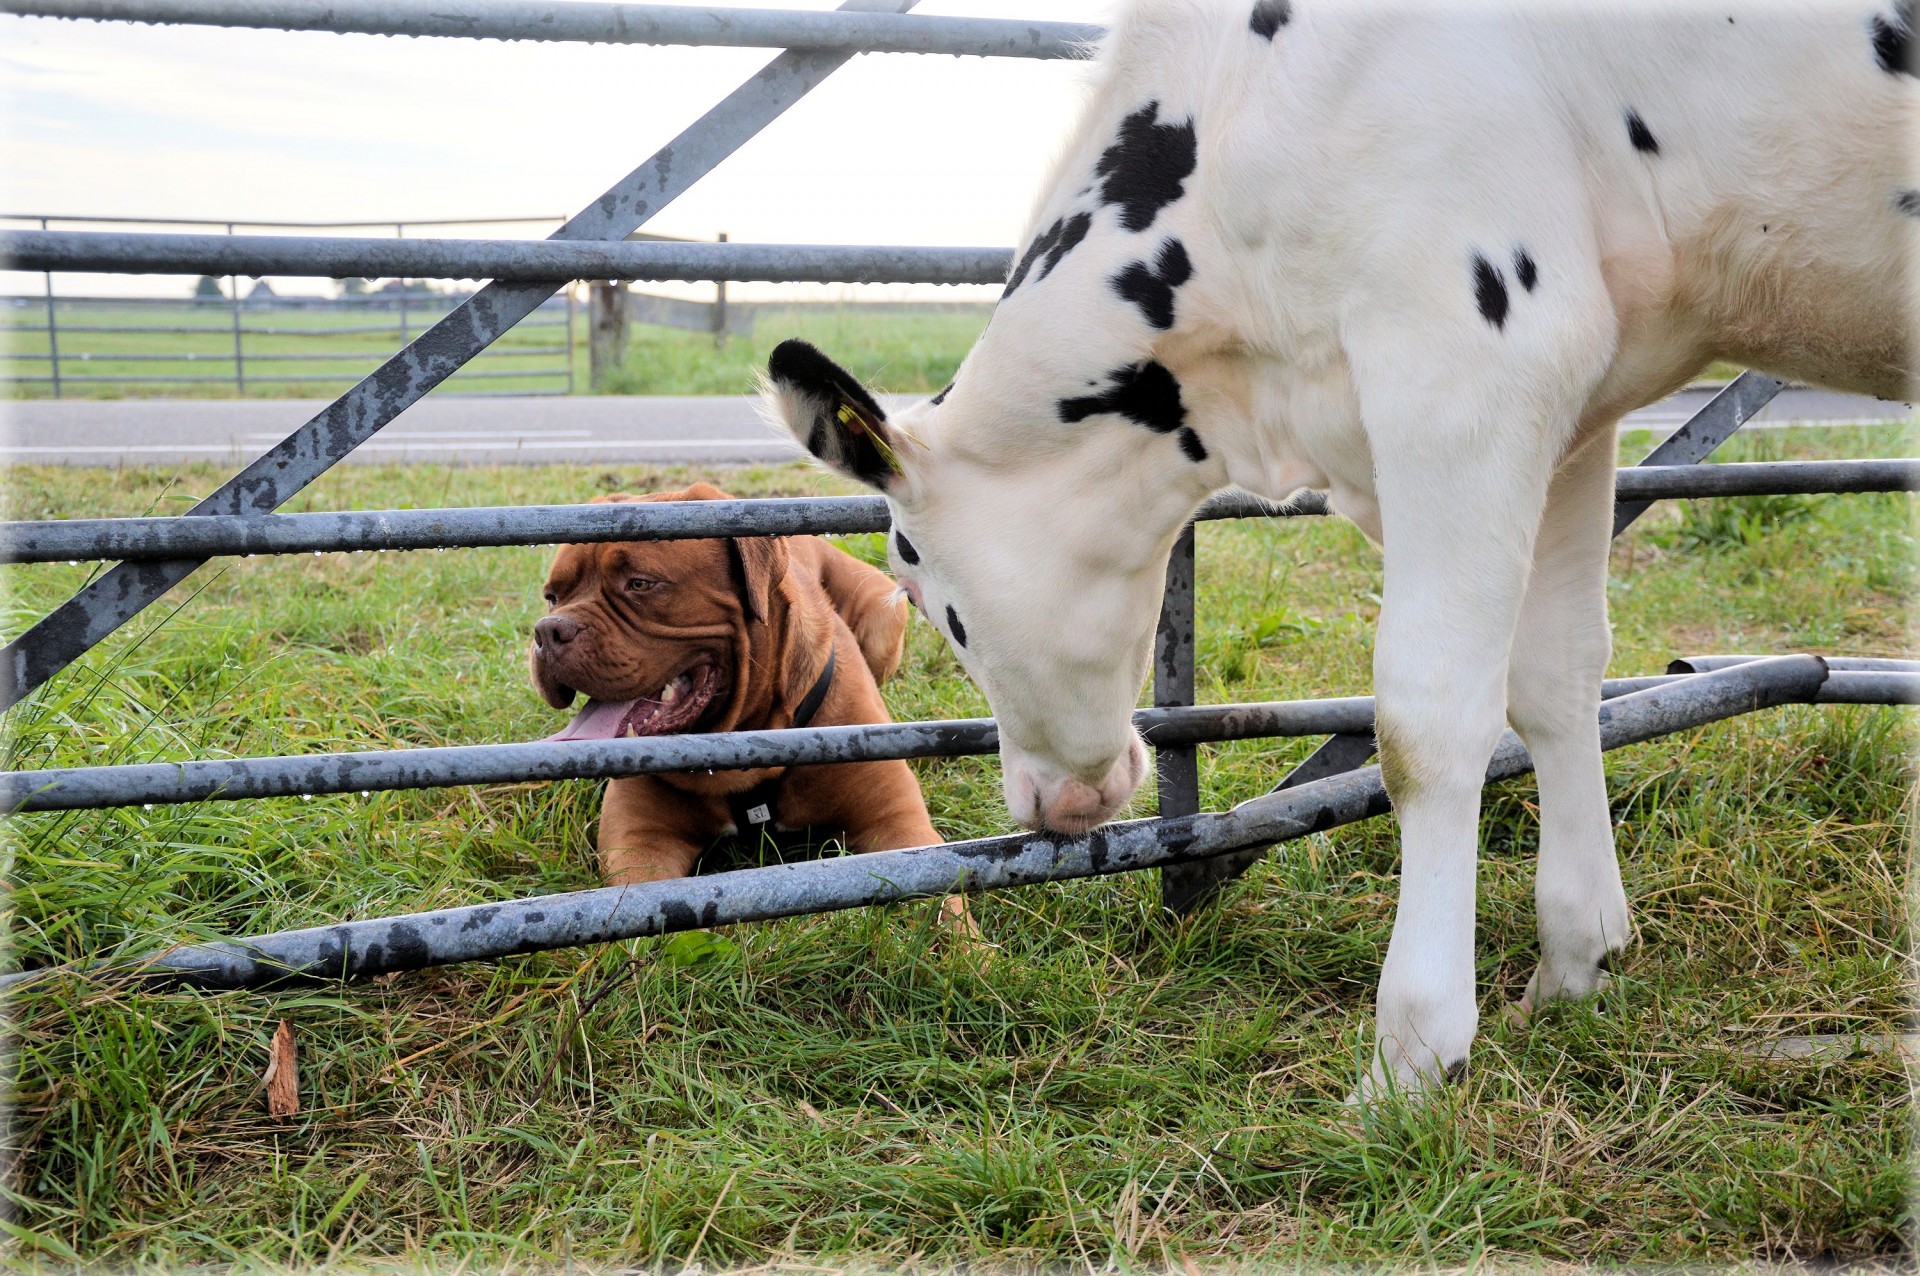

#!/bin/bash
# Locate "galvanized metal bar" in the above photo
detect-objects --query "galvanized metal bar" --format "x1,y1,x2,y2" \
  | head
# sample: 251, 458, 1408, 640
0, 231, 1015, 285
225, 222, 246, 395
1, 494, 885, 563
2, 1, 1102, 57
0, 657, 1841, 992
1615, 460, 1920, 500
7, 461, 1907, 566
0, 347, 573, 363
4, 212, 569, 229
0, 696, 1377, 814
1670, 654, 1919, 675
10, 666, 1890, 816
1161, 730, 1379, 914
564, 286, 577, 396
38, 216, 60, 399
1614, 371, 1785, 534
1153, 524, 1202, 910
0, 0, 916, 712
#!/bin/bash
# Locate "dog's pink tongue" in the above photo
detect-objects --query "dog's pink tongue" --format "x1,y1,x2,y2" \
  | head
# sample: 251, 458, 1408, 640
548, 698, 638, 742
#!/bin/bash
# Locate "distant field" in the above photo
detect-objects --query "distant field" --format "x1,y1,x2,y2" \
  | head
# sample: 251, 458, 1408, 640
0, 298, 577, 399
0, 299, 988, 401
0, 298, 1741, 401
602, 306, 988, 397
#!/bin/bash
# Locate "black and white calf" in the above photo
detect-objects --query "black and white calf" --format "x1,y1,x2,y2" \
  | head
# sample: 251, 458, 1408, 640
766, 0, 1916, 1098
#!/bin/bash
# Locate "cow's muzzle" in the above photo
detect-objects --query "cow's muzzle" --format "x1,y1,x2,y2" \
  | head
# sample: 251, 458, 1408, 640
1002, 732, 1149, 836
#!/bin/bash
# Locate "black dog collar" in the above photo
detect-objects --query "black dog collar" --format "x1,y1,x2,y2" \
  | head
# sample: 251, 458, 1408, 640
790, 647, 836, 731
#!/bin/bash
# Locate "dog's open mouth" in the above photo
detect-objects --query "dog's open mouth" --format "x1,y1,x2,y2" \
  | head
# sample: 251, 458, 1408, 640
548, 663, 721, 741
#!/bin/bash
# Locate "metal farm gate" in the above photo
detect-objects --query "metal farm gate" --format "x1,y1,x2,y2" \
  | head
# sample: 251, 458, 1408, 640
0, 2, 1914, 992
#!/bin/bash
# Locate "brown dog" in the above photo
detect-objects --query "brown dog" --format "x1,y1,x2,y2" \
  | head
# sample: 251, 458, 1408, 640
530, 483, 976, 937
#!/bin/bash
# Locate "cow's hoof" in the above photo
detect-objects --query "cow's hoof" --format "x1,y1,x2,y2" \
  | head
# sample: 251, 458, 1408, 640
1346, 1057, 1463, 1109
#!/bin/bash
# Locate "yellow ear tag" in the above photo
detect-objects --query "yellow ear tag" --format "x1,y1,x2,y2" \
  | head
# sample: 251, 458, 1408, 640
835, 398, 902, 474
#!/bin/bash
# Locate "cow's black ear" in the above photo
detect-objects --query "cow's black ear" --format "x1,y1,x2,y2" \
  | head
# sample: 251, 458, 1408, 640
762, 339, 905, 490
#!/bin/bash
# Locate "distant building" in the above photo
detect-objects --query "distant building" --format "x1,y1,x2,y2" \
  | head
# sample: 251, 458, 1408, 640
243, 278, 278, 307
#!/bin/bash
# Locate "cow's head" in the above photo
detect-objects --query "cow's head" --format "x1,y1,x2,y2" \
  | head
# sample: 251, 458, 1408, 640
764, 337, 1224, 834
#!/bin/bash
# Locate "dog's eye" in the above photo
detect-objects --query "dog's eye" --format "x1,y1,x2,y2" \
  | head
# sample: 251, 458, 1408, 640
626, 577, 658, 593
542, 590, 557, 606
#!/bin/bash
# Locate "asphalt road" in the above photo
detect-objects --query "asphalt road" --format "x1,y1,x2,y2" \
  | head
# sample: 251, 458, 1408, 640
0, 386, 1907, 468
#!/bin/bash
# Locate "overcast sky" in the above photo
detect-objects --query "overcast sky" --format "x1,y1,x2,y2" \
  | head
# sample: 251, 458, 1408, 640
1, 0, 1117, 298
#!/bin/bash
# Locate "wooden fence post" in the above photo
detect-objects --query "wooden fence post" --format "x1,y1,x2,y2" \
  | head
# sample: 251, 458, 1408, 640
589, 280, 630, 391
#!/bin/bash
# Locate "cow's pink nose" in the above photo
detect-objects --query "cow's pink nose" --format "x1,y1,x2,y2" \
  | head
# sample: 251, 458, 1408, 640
1010, 734, 1148, 835
1043, 779, 1107, 826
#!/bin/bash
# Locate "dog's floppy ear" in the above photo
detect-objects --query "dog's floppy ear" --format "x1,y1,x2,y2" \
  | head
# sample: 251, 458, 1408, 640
728, 534, 790, 627
656, 483, 790, 626
762, 339, 907, 491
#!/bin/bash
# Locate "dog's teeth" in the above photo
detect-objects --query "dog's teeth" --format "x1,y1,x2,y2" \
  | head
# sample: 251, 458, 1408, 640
660, 683, 678, 703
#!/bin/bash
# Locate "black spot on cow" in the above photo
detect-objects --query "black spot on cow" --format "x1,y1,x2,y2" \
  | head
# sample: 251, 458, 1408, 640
1111, 238, 1193, 330
1444, 1058, 1468, 1085
1897, 190, 1920, 218
1003, 210, 1095, 298
945, 604, 968, 648
930, 382, 953, 406
1513, 247, 1538, 292
1625, 108, 1660, 154
894, 530, 920, 565
1249, 0, 1290, 39
1472, 254, 1509, 330
1871, 2, 1913, 73
1094, 101, 1198, 233
1177, 427, 1208, 462
1057, 360, 1187, 435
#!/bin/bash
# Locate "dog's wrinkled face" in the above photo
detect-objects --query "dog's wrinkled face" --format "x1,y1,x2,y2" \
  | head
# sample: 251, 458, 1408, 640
530, 487, 788, 741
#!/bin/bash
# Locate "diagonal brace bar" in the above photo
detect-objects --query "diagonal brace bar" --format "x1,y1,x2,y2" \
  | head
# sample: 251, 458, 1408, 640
0, 0, 916, 712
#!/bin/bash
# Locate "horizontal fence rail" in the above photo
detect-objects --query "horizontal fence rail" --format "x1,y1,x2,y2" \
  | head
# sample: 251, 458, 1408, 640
0, 656, 1879, 992
0, 231, 1014, 284
0, 2, 1104, 56
2, 461, 1909, 565
6, 664, 1912, 815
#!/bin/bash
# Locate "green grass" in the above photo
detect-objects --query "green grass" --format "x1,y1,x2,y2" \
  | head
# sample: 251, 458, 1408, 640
2, 300, 576, 400
2, 425, 1911, 1269
2, 301, 987, 401
600, 307, 987, 398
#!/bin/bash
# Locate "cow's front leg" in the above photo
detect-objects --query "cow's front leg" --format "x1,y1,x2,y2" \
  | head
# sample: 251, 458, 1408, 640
1507, 429, 1629, 1014
1358, 420, 1560, 1101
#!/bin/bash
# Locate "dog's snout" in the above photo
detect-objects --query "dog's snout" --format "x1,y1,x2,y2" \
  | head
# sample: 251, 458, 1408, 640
535, 614, 582, 649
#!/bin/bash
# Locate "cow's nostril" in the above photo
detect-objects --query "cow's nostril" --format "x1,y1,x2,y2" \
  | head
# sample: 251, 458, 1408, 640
535, 615, 582, 647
